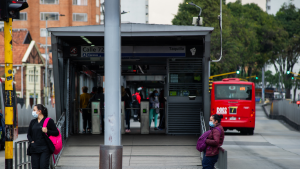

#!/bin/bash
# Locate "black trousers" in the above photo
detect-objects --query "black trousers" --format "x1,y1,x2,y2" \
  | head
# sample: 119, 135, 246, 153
31, 151, 51, 169
82, 109, 91, 130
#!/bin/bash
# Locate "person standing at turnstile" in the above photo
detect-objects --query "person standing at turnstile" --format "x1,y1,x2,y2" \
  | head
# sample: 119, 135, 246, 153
80, 86, 91, 133
123, 88, 132, 133
132, 88, 142, 121
149, 90, 160, 130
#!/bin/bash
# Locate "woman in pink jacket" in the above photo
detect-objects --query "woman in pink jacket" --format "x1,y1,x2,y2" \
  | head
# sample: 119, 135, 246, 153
202, 114, 225, 169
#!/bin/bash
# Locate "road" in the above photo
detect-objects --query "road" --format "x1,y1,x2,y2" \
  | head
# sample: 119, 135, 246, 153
1, 104, 300, 169
224, 104, 300, 169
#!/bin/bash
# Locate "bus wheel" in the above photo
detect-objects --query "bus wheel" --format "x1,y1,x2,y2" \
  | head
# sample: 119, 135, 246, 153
241, 130, 248, 135
0, 144, 4, 150
248, 129, 254, 135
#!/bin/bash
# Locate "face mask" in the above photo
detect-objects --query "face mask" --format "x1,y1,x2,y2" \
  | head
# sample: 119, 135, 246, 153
32, 111, 38, 118
209, 121, 215, 127
155, 93, 159, 96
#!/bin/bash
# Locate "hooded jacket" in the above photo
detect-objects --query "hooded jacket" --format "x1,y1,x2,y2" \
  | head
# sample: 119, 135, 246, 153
205, 123, 225, 156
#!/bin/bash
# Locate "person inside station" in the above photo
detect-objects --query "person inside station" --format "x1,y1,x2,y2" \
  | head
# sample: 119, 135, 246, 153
90, 87, 97, 97
123, 88, 132, 133
89, 86, 105, 133
149, 90, 160, 130
132, 87, 142, 121
80, 86, 91, 134
158, 89, 166, 130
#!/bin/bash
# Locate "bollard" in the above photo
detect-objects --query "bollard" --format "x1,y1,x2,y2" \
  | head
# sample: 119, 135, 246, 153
99, 145, 123, 169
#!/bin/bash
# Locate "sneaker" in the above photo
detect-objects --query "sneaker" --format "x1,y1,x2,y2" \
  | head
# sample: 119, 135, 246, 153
128, 129, 131, 133
82, 130, 86, 134
154, 127, 159, 130
125, 129, 128, 133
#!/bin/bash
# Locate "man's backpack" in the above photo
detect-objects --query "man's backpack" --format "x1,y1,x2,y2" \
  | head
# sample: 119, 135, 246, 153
132, 94, 139, 105
196, 127, 222, 152
43, 118, 62, 155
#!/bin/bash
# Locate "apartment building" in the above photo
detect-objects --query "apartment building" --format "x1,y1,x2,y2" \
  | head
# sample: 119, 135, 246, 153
12, 0, 101, 52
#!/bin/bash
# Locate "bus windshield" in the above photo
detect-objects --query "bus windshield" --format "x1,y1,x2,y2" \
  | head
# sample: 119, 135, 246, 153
215, 84, 252, 100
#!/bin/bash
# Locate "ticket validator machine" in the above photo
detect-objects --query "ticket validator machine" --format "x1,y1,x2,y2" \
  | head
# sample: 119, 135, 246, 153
140, 101, 149, 134
91, 102, 102, 134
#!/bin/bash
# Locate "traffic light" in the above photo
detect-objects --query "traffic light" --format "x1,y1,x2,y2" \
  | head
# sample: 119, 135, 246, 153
255, 73, 258, 80
236, 66, 240, 74
0, 0, 28, 21
292, 76, 294, 80
287, 71, 290, 74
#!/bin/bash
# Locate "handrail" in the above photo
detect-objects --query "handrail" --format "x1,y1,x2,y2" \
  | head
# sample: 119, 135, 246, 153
15, 140, 31, 169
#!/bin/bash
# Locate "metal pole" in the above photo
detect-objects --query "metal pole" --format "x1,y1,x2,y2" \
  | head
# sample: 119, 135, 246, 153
104, 0, 121, 146
4, 18, 14, 169
100, 1, 123, 167
45, 17, 48, 105
262, 65, 265, 103
34, 66, 36, 105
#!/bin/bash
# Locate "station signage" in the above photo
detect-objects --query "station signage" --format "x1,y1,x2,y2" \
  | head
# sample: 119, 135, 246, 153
80, 46, 186, 58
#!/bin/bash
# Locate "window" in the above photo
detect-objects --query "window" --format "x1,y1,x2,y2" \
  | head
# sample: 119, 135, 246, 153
40, 0, 59, 4
215, 84, 252, 100
73, 13, 87, 22
96, 0, 99, 7
96, 15, 99, 23
267, 6, 271, 10
40, 13, 59, 20
16, 13, 27, 21
28, 70, 39, 83
40, 28, 51, 37
73, 0, 87, 5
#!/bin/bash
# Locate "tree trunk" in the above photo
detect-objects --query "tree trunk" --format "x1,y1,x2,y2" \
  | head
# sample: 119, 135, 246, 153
286, 88, 291, 99
293, 84, 297, 102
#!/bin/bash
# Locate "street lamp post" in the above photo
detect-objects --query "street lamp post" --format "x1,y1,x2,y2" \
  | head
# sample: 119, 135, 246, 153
44, 14, 64, 105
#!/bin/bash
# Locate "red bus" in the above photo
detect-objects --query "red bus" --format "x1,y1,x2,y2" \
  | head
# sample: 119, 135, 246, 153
211, 78, 255, 135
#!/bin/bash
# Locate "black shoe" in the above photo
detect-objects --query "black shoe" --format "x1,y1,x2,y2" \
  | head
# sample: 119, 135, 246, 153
82, 131, 86, 134
154, 127, 159, 130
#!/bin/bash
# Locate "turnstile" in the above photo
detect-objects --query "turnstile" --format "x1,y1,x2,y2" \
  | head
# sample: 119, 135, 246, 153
121, 101, 125, 134
140, 101, 149, 134
91, 102, 102, 134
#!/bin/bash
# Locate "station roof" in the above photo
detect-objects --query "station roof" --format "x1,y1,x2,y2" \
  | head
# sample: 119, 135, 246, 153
48, 23, 214, 37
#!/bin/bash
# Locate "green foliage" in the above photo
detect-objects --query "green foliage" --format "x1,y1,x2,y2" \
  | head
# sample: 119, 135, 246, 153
172, 1, 300, 98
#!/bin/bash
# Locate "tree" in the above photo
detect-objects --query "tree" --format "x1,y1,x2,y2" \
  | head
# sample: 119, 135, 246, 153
273, 3, 300, 98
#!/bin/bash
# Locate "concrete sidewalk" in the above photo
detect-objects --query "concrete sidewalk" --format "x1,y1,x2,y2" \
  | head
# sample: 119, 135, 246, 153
56, 134, 202, 169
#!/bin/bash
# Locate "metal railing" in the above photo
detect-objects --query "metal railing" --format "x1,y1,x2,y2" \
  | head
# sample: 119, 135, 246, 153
50, 111, 67, 169
14, 140, 31, 169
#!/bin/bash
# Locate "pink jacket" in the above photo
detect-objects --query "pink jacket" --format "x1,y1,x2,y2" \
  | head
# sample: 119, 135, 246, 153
205, 124, 225, 156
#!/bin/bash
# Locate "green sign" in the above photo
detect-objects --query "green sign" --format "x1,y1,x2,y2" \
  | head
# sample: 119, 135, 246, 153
170, 91, 177, 96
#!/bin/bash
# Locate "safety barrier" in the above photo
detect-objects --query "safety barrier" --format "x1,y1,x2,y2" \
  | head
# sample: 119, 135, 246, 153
17, 104, 56, 133
14, 140, 31, 169
199, 111, 227, 169
265, 100, 300, 131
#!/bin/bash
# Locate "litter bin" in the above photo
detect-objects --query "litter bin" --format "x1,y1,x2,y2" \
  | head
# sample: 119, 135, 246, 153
91, 102, 101, 134
99, 145, 123, 169
140, 101, 149, 134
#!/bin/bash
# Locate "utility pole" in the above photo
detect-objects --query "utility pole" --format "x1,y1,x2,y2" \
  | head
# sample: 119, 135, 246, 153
34, 66, 36, 105
1, 2, 28, 169
45, 17, 48, 105
262, 65, 265, 103
4, 18, 14, 169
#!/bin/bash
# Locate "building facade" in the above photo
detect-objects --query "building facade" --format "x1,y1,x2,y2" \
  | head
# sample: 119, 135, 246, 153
0, 30, 53, 107
12, 0, 101, 52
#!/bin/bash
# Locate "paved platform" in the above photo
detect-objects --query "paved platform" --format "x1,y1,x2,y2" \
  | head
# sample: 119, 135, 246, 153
56, 134, 202, 169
